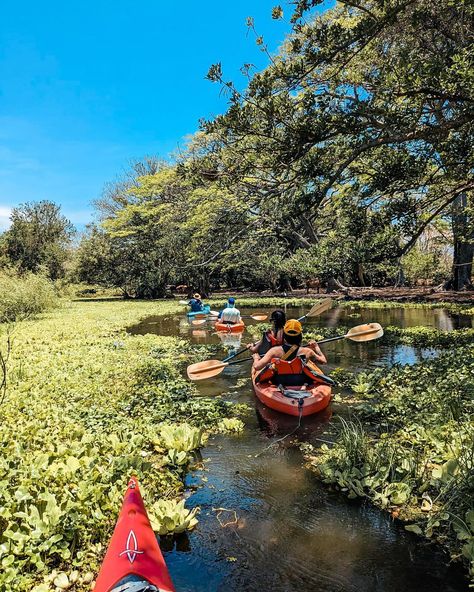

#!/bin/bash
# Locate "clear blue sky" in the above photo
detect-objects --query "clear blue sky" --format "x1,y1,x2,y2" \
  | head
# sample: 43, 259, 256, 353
0, 1, 295, 230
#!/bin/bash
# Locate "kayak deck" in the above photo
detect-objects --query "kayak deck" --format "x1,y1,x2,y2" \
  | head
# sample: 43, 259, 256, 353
94, 478, 175, 592
215, 319, 245, 333
251, 369, 331, 417
187, 305, 211, 317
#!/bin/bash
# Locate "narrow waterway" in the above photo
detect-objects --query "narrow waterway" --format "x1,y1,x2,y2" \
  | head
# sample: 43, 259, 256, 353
129, 304, 469, 591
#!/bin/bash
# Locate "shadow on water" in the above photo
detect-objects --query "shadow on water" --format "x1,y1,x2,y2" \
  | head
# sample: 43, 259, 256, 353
128, 304, 469, 591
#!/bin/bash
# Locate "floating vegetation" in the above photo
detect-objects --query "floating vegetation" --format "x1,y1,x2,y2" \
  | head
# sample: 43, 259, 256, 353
304, 344, 474, 582
0, 300, 237, 591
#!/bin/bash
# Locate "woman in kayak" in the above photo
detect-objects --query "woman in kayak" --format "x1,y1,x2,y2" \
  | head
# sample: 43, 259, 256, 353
188, 293, 204, 312
252, 319, 327, 385
218, 297, 241, 324
247, 309, 286, 356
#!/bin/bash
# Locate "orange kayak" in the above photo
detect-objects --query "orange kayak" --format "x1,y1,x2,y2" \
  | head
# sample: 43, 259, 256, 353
215, 319, 245, 333
251, 368, 332, 417
94, 477, 175, 592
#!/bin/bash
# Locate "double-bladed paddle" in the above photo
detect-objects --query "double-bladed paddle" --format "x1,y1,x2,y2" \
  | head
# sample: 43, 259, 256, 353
187, 322, 383, 380
297, 299, 333, 322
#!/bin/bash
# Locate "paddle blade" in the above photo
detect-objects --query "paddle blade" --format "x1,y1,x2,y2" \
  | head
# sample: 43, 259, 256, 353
179, 300, 188, 305
346, 323, 384, 342
191, 319, 207, 326
251, 314, 268, 321
306, 298, 333, 318
209, 310, 219, 316
187, 359, 228, 380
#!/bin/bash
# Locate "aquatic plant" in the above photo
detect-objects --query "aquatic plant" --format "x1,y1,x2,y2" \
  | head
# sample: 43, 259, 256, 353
148, 499, 199, 535
159, 423, 205, 452
0, 299, 237, 591
306, 343, 474, 581
218, 417, 245, 433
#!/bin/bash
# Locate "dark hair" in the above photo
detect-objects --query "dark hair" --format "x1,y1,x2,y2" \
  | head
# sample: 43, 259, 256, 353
270, 309, 286, 331
283, 332, 302, 345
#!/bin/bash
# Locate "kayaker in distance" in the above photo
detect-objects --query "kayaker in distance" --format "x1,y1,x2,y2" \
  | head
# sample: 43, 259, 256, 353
188, 293, 204, 312
218, 297, 241, 324
252, 319, 327, 386
247, 309, 286, 356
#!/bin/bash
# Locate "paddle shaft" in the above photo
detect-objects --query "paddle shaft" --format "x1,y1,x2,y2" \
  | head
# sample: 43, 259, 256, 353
316, 328, 380, 344
190, 357, 252, 375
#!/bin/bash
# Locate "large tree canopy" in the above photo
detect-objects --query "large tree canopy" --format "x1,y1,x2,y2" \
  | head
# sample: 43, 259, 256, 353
192, 0, 473, 288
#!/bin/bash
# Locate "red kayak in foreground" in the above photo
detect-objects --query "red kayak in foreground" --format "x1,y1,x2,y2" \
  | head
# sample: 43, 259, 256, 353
94, 478, 175, 592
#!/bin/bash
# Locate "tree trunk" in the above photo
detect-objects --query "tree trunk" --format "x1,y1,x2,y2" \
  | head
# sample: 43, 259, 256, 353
447, 193, 473, 290
326, 276, 348, 293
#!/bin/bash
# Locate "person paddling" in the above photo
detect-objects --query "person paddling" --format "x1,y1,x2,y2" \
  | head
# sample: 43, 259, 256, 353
247, 309, 286, 356
252, 319, 327, 386
188, 293, 204, 312
218, 297, 241, 325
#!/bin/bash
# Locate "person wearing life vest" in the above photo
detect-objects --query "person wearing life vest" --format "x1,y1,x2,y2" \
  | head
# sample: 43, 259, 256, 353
218, 297, 241, 324
252, 319, 327, 387
188, 293, 204, 312
247, 309, 286, 356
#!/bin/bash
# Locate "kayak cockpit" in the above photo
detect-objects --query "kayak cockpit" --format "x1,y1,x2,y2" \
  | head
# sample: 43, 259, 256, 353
110, 574, 162, 592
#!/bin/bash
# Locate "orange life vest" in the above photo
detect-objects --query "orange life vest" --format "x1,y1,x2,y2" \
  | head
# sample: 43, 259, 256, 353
255, 346, 326, 386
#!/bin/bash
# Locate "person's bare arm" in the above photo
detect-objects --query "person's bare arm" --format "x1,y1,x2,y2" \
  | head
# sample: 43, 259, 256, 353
247, 339, 261, 353
252, 346, 282, 371
306, 341, 327, 365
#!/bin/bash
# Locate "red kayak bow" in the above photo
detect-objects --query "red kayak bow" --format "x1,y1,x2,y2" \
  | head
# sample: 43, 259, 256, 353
94, 478, 175, 592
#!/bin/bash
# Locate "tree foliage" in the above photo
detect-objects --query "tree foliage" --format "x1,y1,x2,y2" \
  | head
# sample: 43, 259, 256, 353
2, 201, 75, 280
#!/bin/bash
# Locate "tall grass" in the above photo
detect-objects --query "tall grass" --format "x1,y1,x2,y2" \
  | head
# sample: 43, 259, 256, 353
0, 270, 58, 322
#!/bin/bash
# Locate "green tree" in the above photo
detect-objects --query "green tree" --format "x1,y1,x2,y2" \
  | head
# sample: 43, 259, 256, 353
2, 201, 75, 280
199, 0, 474, 288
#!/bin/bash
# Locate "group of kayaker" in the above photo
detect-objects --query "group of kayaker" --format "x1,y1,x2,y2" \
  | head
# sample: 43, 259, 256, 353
186, 297, 327, 387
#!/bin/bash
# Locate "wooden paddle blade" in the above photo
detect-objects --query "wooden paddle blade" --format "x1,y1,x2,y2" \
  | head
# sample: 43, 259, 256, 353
346, 323, 384, 342
209, 310, 219, 317
193, 313, 208, 319
191, 319, 207, 326
179, 300, 188, 305
306, 298, 333, 317
251, 314, 268, 321
186, 359, 228, 380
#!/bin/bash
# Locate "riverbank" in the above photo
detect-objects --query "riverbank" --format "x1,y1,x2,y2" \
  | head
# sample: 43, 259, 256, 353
302, 343, 474, 585
207, 287, 474, 305
0, 300, 238, 592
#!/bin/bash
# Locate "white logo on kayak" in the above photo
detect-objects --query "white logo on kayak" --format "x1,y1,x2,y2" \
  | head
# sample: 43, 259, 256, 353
119, 530, 144, 564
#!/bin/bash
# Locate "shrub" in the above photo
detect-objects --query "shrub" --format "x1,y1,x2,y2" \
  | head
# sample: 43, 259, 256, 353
0, 270, 58, 322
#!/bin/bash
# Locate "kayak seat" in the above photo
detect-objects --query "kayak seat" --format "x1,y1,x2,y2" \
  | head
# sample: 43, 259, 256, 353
111, 575, 159, 592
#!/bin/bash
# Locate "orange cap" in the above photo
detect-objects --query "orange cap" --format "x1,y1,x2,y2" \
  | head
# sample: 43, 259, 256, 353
284, 319, 303, 336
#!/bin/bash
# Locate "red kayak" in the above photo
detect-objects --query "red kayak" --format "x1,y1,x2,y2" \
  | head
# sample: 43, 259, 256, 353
94, 478, 175, 592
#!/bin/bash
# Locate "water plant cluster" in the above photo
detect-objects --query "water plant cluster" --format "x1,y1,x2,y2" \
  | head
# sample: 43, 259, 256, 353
0, 300, 237, 591
304, 343, 474, 582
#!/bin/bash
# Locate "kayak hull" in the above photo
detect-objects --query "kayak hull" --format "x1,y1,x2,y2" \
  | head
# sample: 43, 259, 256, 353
215, 319, 246, 333
187, 305, 211, 317
251, 369, 331, 417
94, 478, 175, 592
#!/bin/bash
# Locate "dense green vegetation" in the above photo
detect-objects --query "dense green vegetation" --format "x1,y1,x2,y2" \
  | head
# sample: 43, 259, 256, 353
0, 300, 238, 591
303, 343, 474, 582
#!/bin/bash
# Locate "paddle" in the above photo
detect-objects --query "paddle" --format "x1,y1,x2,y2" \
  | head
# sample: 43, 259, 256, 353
187, 357, 253, 380
297, 299, 333, 322
315, 323, 384, 344
179, 300, 188, 305
187, 323, 383, 380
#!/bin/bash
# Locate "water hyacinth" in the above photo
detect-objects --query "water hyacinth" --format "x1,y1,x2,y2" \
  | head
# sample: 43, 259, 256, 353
148, 499, 199, 535
159, 423, 205, 452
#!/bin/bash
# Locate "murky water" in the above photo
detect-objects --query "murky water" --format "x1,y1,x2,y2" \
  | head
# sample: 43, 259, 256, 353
129, 304, 469, 591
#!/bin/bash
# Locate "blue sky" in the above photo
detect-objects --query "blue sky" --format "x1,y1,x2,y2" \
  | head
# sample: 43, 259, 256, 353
0, 1, 294, 230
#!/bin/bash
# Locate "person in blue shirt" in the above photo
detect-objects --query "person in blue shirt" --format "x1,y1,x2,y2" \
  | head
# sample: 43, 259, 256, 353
188, 293, 204, 312
218, 297, 241, 323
